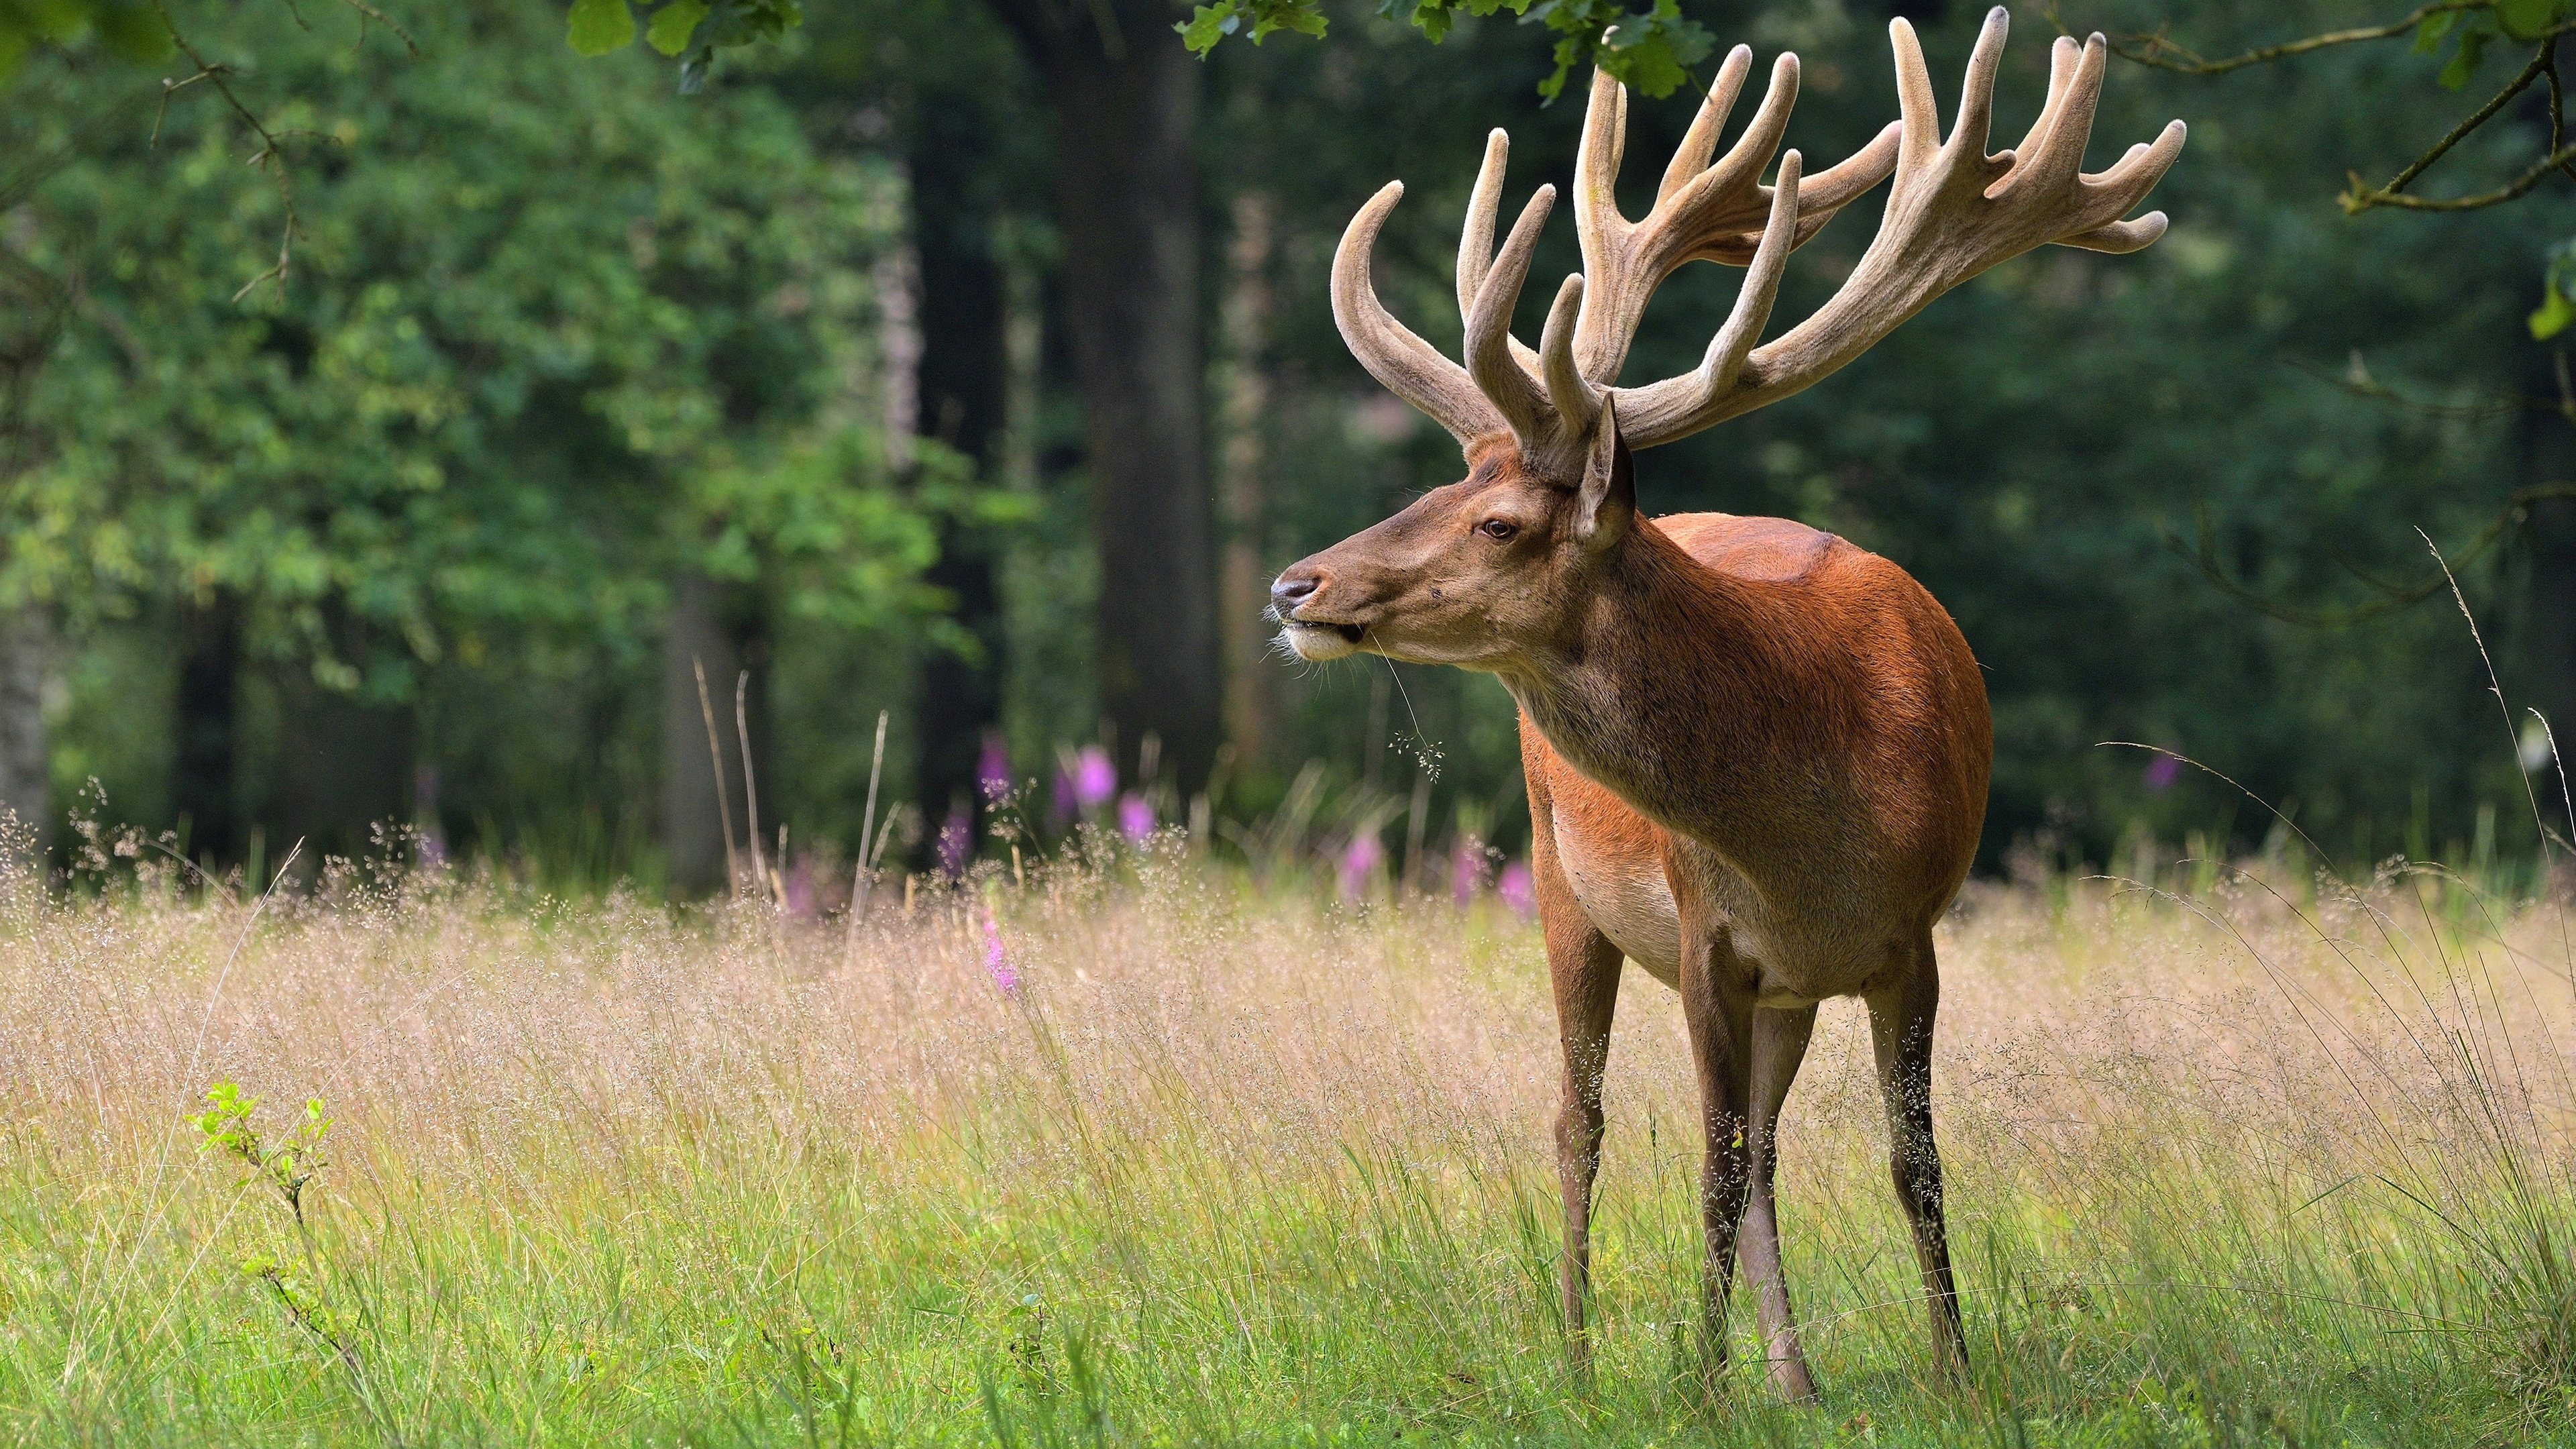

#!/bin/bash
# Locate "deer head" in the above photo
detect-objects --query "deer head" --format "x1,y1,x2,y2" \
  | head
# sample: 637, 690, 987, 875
1273, 9, 2185, 671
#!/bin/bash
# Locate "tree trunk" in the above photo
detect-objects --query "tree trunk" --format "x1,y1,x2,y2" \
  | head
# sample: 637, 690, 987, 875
910, 99, 1012, 853
661, 575, 776, 895
272, 605, 414, 864
2518, 369, 2576, 837
0, 604, 51, 855
174, 592, 243, 866
988, 0, 1218, 792
1217, 190, 1279, 780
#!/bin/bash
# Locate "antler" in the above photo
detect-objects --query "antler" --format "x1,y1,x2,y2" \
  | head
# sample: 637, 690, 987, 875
1332, 6, 2184, 470
1332, 180, 1511, 445
1613, 9, 2187, 447
1334, 44, 1894, 462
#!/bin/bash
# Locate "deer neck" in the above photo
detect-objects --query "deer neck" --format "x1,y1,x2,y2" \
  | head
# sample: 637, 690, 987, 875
1501, 523, 1821, 849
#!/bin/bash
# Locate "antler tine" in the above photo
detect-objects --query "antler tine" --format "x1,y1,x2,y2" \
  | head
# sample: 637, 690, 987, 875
1540, 274, 1599, 437
1459, 129, 1509, 327
1332, 180, 1509, 445
1700, 151, 1802, 395
1668, 122, 1901, 269
2000, 33, 2105, 197
1658, 46, 1752, 207
1598, 160, 1799, 443
1947, 1, 2010, 162
1465, 185, 1574, 468
1609, 6, 2186, 449
1709, 52, 1802, 195
1462, 127, 1546, 379
1572, 68, 1629, 273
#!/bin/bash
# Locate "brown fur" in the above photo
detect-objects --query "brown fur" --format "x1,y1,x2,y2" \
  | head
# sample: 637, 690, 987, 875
1274, 430, 1988, 1395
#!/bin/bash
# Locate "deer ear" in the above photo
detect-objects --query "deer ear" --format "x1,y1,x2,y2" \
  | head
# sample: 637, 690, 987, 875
1573, 398, 1634, 553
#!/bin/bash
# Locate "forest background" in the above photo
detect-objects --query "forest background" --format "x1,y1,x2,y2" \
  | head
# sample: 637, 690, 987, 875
0, 0, 2567, 892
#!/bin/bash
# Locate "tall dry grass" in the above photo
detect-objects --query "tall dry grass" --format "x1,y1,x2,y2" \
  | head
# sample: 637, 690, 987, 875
3, 829, 2573, 1444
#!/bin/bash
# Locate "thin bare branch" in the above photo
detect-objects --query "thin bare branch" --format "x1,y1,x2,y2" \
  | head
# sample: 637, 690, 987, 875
329, 0, 419, 56
148, 0, 307, 301
2386, 41, 2548, 197
2165, 484, 2576, 627
2292, 354, 2536, 420
2347, 140, 2576, 211
2086, 0, 2481, 76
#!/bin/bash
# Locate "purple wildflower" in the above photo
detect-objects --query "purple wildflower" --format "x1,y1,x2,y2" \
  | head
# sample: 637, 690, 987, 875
1496, 861, 1537, 919
1073, 746, 1117, 810
2143, 753, 2182, 794
1118, 792, 1156, 842
938, 803, 973, 878
1052, 767, 1077, 825
981, 906, 1018, 994
1338, 833, 1383, 900
978, 735, 1012, 803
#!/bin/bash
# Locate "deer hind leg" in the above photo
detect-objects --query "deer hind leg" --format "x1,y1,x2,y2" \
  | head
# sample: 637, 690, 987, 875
1866, 936, 1969, 1379
1739, 1004, 1821, 1402
1533, 827, 1624, 1370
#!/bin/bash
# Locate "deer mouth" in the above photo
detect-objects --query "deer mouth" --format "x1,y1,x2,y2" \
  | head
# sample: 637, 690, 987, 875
1291, 619, 1363, 643
1277, 614, 1368, 661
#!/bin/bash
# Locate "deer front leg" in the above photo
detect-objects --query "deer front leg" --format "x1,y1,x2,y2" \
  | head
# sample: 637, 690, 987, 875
1866, 937, 1968, 1380
1529, 800, 1623, 1371
1741, 1004, 1820, 1402
1672, 902, 1756, 1388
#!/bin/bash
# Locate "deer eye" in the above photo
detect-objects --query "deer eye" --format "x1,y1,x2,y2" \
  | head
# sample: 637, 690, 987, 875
1478, 519, 1517, 541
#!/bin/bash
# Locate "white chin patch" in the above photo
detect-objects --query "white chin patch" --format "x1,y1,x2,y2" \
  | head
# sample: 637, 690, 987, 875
1281, 623, 1360, 662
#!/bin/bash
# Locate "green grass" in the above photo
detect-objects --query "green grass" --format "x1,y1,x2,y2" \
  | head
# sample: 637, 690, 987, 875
3, 842, 2575, 1446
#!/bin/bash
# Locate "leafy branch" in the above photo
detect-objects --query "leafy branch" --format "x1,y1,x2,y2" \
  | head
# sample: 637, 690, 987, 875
1180, 0, 1714, 101
191, 1083, 392, 1430
2094, 0, 2491, 76
566, 0, 802, 93
191, 1081, 331, 1224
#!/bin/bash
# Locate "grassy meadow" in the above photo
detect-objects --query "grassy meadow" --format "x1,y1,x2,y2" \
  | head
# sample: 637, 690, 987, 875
5, 832, 2576, 1447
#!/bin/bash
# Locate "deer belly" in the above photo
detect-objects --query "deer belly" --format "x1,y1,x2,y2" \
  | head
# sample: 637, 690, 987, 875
1552, 816, 1682, 983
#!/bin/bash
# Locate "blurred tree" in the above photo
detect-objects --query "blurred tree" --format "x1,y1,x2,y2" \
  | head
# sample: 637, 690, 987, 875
3, 1, 970, 868
2075, 0, 2576, 825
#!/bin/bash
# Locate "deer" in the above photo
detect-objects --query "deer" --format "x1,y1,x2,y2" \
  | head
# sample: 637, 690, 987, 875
1269, 9, 2182, 1399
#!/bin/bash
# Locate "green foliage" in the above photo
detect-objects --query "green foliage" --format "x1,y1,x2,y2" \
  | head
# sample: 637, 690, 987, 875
2415, 0, 2576, 90
2534, 235, 2576, 337
0, 0, 158, 75
1523, 0, 1710, 100
564, 0, 637, 54
1179, 0, 1330, 56
566, 0, 804, 93
10, 2, 969, 712
0, 1, 800, 93
1181, 0, 1711, 100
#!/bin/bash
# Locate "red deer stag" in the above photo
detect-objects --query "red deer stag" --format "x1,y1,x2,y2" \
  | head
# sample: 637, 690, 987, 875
1271, 9, 2182, 1398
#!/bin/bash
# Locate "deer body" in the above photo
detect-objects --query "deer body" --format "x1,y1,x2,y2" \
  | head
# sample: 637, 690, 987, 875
1271, 7, 2178, 1398
1517, 509, 1988, 1002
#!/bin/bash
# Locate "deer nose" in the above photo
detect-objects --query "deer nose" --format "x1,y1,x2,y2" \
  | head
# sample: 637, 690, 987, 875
1271, 566, 1322, 615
